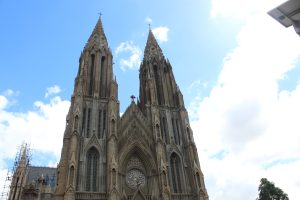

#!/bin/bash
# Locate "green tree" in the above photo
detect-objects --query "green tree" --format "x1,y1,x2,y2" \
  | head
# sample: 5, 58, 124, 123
257, 178, 289, 200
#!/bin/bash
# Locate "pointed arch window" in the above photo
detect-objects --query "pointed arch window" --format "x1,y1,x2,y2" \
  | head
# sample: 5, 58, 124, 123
86, 108, 91, 138
160, 117, 169, 144
74, 115, 79, 131
89, 54, 95, 95
82, 108, 86, 134
86, 147, 99, 192
175, 119, 181, 145
153, 65, 164, 105
170, 153, 182, 193
100, 56, 106, 98
172, 118, 178, 145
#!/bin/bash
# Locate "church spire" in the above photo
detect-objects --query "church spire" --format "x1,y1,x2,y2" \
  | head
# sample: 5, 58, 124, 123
143, 29, 164, 62
73, 17, 116, 98
85, 17, 108, 50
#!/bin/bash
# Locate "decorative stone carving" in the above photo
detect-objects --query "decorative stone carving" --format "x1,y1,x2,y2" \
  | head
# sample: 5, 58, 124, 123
126, 169, 146, 190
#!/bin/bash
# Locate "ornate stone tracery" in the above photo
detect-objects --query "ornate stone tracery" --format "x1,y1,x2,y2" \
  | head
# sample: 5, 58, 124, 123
125, 156, 146, 190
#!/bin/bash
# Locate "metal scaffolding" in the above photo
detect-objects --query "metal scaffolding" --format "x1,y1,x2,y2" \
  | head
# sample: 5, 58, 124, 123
1, 143, 31, 200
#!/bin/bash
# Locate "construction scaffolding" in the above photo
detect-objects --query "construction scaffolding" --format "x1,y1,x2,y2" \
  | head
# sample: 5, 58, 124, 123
1, 143, 31, 200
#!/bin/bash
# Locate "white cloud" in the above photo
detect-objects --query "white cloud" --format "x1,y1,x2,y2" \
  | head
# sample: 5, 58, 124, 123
0, 89, 70, 191
152, 26, 169, 43
145, 16, 153, 24
0, 90, 19, 110
45, 85, 61, 98
0, 95, 8, 110
190, 1, 300, 199
115, 41, 142, 71
2, 89, 14, 97
210, 0, 285, 19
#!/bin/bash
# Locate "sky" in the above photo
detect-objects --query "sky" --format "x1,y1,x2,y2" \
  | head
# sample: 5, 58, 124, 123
0, 0, 300, 199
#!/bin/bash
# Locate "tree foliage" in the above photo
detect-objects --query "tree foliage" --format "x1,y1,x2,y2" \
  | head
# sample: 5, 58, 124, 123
257, 178, 289, 200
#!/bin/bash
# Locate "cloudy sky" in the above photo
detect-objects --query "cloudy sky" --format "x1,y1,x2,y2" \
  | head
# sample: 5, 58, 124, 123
0, 0, 300, 199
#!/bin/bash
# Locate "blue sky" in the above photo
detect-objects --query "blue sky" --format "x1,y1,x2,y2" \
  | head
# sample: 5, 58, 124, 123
1, 0, 300, 199
0, 0, 237, 112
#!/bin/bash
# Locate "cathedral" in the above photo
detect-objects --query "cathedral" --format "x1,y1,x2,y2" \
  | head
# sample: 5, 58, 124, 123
8, 18, 209, 200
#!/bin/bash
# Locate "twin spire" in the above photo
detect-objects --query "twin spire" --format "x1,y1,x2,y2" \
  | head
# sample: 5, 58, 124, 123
86, 17, 164, 61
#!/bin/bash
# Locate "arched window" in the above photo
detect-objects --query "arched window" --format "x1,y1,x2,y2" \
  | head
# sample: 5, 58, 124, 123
97, 109, 106, 139
100, 56, 106, 97
153, 65, 164, 105
170, 153, 182, 193
89, 54, 95, 95
74, 116, 79, 131
86, 147, 99, 191
160, 117, 169, 144
86, 108, 91, 138
172, 118, 179, 145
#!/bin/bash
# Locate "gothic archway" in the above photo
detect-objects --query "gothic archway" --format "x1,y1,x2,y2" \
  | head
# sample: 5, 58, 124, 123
85, 147, 99, 192
170, 152, 183, 193
125, 156, 146, 190
119, 143, 156, 175
119, 143, 158, 197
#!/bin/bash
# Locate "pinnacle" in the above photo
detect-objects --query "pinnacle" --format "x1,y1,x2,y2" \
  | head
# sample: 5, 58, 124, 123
94, 17, 105, 35
143, 29, 164, 61
85, 17, 108, 49
145, 29, 160, 50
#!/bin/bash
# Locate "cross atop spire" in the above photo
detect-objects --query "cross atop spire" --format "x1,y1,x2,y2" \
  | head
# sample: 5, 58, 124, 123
98, 12, 102, 19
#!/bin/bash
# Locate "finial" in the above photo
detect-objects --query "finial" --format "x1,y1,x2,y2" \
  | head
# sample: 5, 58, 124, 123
98, 12, 102, 19
130, 95, 136, 102
148, 23, 151, 30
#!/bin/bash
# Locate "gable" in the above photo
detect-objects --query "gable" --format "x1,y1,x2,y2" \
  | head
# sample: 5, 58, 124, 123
118, 102, 152, 140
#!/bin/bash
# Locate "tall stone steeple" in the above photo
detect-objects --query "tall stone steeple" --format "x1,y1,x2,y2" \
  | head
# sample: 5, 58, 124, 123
138, 29, 209, 200
139, 29, 184, 111
54, 17, 119, 200
75, 17, 115, 98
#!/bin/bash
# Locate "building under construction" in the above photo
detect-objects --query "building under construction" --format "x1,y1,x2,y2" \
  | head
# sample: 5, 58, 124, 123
1, 144, 56, 200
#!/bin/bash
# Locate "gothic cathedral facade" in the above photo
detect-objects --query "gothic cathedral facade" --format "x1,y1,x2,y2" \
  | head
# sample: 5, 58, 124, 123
8, 18, 208, 200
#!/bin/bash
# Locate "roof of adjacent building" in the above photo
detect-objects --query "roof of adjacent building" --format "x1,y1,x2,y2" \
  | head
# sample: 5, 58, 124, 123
27, 166, 57, 189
